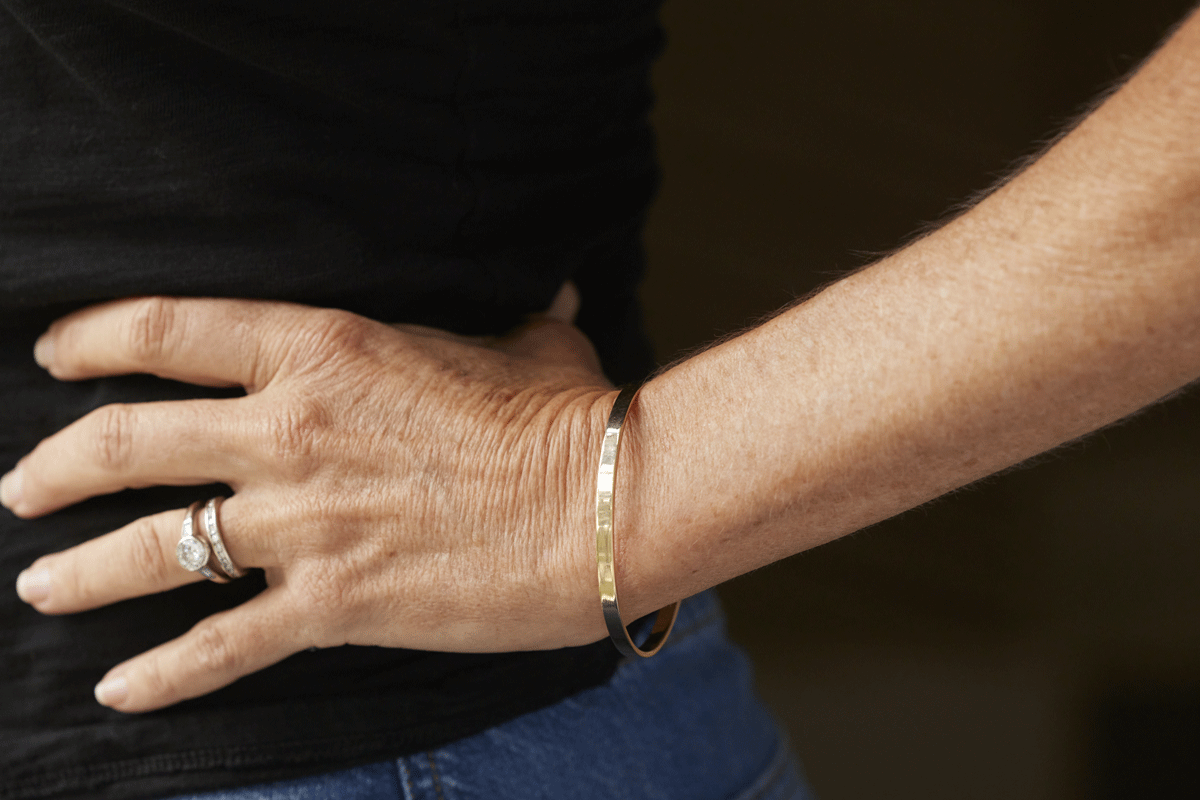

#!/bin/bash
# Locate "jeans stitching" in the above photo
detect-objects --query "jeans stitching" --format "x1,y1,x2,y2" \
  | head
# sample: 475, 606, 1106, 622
426, 753, 447, 800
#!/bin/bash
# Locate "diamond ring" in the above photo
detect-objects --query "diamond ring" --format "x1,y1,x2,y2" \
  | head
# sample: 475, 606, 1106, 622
175, 501, 230, 583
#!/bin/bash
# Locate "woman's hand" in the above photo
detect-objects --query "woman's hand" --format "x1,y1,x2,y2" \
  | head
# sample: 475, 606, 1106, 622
3, 294, 617, 713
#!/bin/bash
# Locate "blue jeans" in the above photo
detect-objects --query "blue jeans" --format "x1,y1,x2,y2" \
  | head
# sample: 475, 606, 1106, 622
168, 592, 814, 800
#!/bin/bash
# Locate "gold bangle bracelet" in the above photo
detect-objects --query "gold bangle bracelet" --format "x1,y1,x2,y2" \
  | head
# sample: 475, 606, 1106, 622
595, 385, 680, 658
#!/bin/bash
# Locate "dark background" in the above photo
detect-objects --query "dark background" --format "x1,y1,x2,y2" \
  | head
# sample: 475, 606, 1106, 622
639, 1, 1200, 798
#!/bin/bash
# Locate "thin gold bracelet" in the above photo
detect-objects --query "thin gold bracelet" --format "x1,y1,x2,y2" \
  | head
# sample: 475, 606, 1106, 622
595, 385, 680, 658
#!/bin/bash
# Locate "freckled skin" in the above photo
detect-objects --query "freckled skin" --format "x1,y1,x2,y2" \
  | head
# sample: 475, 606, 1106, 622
616, 8, 1200, 615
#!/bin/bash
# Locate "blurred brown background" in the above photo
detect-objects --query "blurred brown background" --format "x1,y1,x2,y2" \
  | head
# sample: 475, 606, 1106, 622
639, 1, 1200, 798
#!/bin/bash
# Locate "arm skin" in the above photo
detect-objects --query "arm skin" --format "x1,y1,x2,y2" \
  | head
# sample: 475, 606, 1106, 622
603, 7, 1200, 623
7, 7, 1200, 714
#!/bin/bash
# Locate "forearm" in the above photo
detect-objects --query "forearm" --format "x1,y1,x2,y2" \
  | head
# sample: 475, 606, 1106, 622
612, 8, 1200, 618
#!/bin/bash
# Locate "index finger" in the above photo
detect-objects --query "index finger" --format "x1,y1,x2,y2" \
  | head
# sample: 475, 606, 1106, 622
35, 297, 299, 390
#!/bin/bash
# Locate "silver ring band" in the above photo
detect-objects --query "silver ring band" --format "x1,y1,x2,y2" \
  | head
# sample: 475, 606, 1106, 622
202, 496, 244, 579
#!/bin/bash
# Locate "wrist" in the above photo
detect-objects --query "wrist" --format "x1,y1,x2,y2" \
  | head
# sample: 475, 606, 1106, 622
542, 386, 621, 646
550, 383, 673, 647
599, 377, 684, 625
552, 376, 696, 648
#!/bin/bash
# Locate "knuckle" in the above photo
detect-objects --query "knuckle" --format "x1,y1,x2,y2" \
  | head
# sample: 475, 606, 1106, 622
263, 396, 329, 472
192, 622, 241, 675
127, 516, 172, 584
298, 563, 357, 624
313, 309, 372, 350
126, 297, 180, 364
286, 309, 373, 369
304, 569, 345, 608
92, 404, 137, 472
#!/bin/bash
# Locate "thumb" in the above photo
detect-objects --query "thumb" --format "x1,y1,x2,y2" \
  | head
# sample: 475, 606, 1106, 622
493, 319, 606, 378
544, 281, 581, 324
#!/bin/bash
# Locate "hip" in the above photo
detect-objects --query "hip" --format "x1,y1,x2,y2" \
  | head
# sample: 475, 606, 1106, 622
166, 592, 815, 800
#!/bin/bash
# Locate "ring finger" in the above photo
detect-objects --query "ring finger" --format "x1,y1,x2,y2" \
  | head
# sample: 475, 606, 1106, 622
16, 495, 274, 615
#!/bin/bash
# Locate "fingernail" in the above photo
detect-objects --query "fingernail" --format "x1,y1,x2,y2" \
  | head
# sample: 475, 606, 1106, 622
15, 568, 50, 604
33, 334, 54, 368
0, 468, 22, 509
95, 676, 128, 708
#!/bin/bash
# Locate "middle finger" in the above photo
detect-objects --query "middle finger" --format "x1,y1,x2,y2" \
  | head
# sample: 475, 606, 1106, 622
6, 398, 257, 519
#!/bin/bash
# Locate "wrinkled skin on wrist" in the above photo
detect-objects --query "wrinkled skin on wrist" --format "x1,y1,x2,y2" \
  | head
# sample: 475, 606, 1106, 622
4, 296, 618, 712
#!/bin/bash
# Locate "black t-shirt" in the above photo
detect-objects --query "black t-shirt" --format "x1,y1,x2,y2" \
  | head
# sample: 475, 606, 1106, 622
0, 2, 663, 798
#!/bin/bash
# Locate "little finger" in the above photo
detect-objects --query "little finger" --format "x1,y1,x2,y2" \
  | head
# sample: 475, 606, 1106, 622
93, 589, 304, 713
